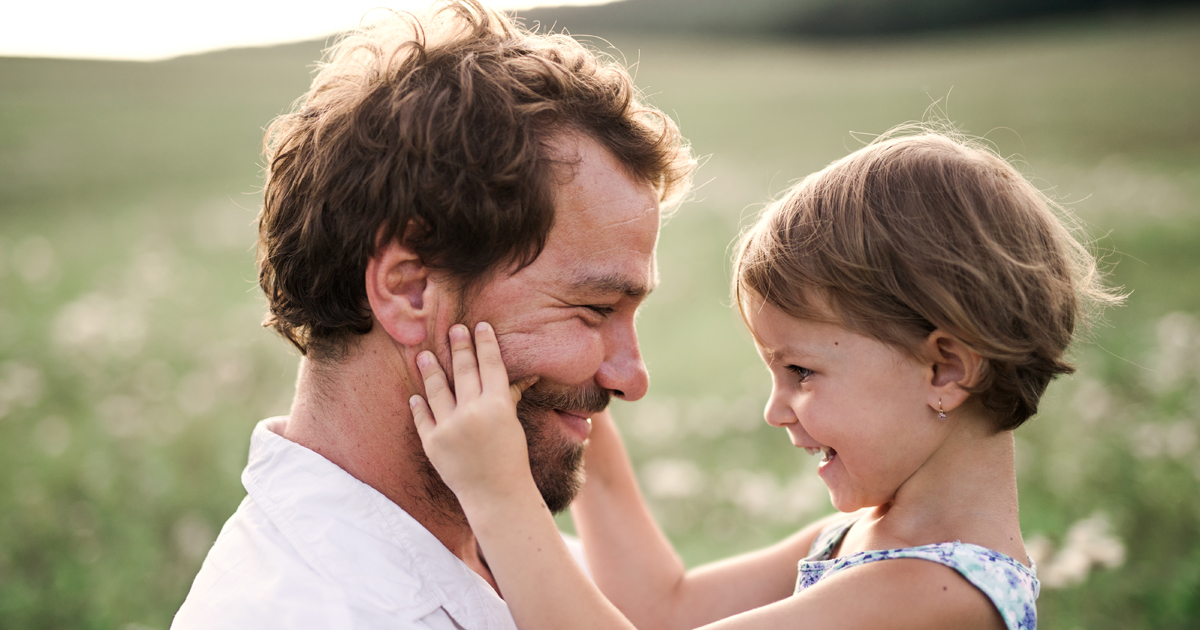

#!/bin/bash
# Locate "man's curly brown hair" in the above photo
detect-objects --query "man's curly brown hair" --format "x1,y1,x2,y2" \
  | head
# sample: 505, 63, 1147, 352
258, 0, 694, 360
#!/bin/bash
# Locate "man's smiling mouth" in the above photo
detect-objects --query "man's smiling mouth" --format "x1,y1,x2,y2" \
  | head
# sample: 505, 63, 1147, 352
553, 410, 594, 440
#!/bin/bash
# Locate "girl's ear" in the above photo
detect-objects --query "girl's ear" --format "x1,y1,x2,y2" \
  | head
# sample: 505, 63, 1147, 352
923, 330, 985, 412
365, 237, 438, 347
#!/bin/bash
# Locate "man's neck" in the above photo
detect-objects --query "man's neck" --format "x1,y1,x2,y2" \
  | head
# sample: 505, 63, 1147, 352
282, 338, 500, 592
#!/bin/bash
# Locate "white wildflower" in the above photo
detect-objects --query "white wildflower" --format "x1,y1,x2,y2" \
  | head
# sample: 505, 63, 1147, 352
641, 458, 706, 499
1038, 512, 1125, 589
53, 292, 147, 359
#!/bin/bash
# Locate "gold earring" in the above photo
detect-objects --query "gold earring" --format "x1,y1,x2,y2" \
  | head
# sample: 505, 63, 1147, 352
937, 399, 947, 420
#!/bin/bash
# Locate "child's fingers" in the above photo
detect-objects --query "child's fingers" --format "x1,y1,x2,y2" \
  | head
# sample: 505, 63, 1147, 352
473, 322, 536, 405
448, 324, 481, 400
416, 351, 457, 419
473, 322, 512, 394
510, 375, 539, 405
409, 395, 436, 436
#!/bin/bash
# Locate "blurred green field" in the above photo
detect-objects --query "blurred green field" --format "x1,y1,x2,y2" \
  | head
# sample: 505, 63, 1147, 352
2, 10, 1199, 629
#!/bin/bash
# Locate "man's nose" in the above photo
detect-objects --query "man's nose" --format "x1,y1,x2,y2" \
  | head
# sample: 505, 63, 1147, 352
595, 321, 649, 401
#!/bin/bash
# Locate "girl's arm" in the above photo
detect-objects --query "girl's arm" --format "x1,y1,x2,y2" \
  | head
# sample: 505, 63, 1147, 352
411, 323, 1001, 630
411, 323, 827, 629
574, 411, 841, 630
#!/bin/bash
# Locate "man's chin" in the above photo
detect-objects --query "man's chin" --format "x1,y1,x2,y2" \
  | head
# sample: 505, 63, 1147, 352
517, 405, 588, 513
532, 441, 585, 514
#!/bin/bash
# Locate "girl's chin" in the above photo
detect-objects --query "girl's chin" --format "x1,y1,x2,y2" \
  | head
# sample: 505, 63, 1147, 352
829, 496, 863, 513
820, 473, 871, 513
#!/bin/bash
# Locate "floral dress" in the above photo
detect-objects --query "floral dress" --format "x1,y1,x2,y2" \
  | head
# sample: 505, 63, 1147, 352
794, 518, 1040, 630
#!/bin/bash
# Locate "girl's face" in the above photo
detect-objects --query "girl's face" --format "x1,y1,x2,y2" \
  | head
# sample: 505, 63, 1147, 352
749, 299, 949, 512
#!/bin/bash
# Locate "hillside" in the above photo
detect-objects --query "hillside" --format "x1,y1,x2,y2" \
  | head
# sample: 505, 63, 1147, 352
517, 0, 1198, 36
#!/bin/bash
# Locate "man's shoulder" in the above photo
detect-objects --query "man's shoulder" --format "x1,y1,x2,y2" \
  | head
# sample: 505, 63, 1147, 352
171, 489, 452, 629
171, 496, 357, 629
173, 419, 509, 629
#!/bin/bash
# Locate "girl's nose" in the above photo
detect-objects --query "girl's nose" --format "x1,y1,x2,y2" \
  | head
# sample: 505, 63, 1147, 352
763, 391, 798, 428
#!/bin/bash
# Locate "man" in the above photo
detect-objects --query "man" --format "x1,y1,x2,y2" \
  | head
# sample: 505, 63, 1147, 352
172, 1, 693, 628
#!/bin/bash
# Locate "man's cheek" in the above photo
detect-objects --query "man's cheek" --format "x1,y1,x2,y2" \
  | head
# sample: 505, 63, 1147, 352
496, 327, 604, 385
491, 329, 535, 376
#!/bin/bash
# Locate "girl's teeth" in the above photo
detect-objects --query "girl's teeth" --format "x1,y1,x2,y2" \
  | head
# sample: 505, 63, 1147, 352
805, 446, 836, 462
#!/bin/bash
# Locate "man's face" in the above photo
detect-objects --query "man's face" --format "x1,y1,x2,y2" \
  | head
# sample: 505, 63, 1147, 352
459, 133, 660, 512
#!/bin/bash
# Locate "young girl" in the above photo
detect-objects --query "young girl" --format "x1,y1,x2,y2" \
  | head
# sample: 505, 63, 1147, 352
409, 129, 1120, 630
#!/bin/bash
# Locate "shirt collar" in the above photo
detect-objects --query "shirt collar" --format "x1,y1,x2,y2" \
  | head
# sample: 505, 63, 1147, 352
242, 417, 517, 630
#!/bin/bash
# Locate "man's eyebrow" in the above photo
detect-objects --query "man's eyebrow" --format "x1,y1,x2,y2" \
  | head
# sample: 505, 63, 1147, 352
572, 272, 656, 298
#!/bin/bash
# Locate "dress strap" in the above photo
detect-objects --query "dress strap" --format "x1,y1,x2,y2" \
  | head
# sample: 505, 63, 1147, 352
804, 515, 858, 560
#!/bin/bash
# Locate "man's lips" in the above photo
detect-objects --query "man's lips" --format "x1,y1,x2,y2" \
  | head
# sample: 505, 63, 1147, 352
554, 409, 593, 441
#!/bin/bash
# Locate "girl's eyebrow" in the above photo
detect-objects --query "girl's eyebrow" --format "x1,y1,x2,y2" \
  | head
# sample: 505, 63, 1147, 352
763, 343, 818, 364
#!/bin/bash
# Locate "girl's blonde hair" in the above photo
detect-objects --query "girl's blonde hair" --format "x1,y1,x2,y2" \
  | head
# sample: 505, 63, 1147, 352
734, 126, 1122, 431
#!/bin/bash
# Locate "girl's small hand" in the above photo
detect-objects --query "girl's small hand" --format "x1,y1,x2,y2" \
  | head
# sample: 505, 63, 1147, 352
410, 322, 540, 506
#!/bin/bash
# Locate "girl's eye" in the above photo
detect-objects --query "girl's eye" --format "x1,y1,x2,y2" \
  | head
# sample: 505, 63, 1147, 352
786, 365, 813, 382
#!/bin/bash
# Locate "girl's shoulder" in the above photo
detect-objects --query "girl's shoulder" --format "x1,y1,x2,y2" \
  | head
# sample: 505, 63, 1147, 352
796, 535, 1039, 630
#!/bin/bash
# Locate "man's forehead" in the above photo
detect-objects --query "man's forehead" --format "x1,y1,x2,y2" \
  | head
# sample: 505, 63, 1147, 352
549, 134, 661, 226
555, 194, 660, 239
533, 132, 662, 300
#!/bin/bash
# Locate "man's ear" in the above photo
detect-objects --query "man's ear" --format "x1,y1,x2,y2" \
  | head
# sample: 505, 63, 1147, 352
365, 238, 435, 347
923, 330, 985, 412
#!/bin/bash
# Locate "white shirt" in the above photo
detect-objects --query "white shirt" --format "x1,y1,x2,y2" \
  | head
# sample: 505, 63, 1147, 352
173, 417, 584, 629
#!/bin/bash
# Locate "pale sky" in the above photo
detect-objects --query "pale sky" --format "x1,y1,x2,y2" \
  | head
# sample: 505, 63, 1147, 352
2, 0, 616, 61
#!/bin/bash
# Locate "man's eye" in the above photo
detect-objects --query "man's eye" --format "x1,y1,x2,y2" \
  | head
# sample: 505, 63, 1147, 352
786, 365, 813, 381
584, 305, 616, 317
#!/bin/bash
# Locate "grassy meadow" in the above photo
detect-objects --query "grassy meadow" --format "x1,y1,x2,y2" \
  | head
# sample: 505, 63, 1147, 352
2, 9, 1199, 629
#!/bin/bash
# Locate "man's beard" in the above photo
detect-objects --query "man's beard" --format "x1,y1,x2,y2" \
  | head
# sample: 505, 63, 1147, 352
416, 379, 611, 519
516, 380, 610, 513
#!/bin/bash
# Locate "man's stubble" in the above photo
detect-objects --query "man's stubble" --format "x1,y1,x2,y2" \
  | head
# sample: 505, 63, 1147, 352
515, 380, 610, 512
409, 301, 612, 521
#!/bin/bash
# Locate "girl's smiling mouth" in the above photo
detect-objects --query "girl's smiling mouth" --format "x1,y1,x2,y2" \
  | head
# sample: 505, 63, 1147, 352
804, 446, 836, 463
